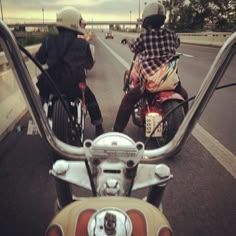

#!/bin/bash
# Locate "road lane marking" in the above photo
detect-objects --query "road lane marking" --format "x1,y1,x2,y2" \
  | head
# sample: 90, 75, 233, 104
193, 124, 236, 178
181, 53, 194, 58
98, 37, 130, 69
98, 36, 236, 178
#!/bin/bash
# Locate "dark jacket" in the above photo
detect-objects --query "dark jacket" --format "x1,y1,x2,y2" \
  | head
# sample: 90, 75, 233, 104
35, 29, 94, 83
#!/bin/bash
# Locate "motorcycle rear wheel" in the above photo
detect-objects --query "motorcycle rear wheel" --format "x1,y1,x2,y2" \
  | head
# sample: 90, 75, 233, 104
161, 99, 185, 144
52, 100, 70, 143
52, 98, 85, 148
52, 100, 74, 207
52, 100, 70, 160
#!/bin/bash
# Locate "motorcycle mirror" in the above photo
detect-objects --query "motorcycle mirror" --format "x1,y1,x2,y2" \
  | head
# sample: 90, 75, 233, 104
121, 39, 127, 45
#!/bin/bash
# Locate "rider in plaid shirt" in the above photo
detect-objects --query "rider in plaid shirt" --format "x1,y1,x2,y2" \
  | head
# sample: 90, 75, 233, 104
129, 28, 180, 79
113, 2, 188, 132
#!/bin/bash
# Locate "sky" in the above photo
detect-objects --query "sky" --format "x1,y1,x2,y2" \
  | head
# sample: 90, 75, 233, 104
1, 0, 150, 23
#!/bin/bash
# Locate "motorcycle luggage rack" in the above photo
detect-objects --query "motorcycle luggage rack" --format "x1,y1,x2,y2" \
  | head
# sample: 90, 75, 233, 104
0, 20, 236, 162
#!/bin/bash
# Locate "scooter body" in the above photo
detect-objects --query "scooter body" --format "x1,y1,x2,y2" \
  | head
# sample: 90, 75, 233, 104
47, 132, 174, 236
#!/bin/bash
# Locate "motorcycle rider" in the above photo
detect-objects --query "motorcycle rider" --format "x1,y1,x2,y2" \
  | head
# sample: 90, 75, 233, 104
35, 6, 104, 137
113, 2, 188, 132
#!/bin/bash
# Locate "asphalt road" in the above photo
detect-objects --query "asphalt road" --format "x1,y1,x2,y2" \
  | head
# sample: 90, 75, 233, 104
0, 31, 236, 236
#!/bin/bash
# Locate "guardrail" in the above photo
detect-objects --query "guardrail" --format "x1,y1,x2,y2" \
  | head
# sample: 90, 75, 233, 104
0, 45, 40, 141
179, 32, 232, 47
115, 31, 232, 47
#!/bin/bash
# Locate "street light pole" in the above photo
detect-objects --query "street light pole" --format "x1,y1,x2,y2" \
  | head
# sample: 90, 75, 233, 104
138, 0, 140, 21
42, 8, 44, 25
129, 10, 132, 29
0, 0, 4, 21
138, 0, 141, 32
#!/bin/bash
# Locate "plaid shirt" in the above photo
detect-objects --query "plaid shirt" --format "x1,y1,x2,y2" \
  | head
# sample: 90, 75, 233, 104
129, 28, 180, 79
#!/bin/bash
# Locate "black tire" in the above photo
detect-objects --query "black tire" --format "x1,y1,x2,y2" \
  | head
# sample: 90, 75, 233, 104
52, 100, 70, 161
52, 99, 84, 150
52, 100, 69, 143
162, 100, 185, 144
52, 100, 73, 207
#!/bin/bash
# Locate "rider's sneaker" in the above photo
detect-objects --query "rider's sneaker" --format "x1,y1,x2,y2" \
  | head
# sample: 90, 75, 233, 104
95, 124, 104, 137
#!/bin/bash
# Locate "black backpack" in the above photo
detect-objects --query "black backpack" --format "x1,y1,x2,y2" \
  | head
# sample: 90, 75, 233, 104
37, 36, 78, 99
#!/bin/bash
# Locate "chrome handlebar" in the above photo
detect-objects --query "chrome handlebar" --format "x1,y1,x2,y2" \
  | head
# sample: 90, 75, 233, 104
0, 20, 236, 162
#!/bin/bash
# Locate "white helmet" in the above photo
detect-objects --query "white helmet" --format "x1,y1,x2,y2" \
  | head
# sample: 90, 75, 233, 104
142, 2, 166, 29
56, 6, 85, 34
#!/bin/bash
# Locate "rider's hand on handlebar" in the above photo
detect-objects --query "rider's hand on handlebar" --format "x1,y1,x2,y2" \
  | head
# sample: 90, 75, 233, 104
121, 38, 128, 45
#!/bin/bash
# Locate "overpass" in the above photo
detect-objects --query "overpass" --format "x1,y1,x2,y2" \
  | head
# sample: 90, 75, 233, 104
7, 21, 141, 29
9, 21, 141, 39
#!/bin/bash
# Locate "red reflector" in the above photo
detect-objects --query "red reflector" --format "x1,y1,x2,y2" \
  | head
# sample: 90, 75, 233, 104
46, 224, 63, 236
158, 227, 173, 236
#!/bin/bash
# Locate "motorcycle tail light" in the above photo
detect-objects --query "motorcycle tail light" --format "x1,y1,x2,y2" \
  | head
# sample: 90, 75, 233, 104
158, 227, 173, 236
45, 224, 63, 236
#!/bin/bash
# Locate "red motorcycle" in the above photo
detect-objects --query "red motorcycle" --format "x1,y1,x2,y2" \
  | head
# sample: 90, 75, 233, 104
123, 52, 186, 147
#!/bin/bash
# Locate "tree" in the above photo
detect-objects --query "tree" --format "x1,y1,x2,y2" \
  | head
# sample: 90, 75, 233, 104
189, 0, 213, 30
211, 0, 236, 31
163, 0, 185, 27
174, 5, 195, 32
163, 0, 235, 32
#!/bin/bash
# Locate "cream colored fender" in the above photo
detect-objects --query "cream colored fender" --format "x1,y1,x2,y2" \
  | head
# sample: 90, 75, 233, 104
45, 197, 172, 236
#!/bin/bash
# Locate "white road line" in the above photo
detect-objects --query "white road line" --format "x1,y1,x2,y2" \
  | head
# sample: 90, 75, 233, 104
181, 53, 194, 58
98, 36, 236, 178
98, 37, 130, 69
193, 124, 236, 178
